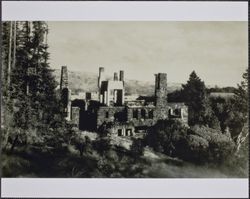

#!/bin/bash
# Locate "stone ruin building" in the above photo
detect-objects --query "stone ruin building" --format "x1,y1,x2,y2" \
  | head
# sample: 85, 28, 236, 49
60, 66, 188, 137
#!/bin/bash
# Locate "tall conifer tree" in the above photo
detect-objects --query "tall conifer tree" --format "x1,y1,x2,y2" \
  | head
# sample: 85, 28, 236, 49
2, 21, 63, 149
182, 71, 219, 128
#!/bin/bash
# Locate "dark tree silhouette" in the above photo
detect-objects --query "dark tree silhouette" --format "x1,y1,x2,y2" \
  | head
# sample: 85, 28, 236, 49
182, 71, 219, 128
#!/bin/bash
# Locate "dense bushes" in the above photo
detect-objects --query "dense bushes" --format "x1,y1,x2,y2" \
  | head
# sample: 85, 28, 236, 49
146, 119, 188, 156
130, 138, 144, 159
0, 121, 243, 177
188, 125, 235, 163
146, 119, 235, 164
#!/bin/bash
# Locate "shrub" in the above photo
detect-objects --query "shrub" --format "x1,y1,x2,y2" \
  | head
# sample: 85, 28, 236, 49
146, 119, 188, 156
130, 138, 144, 159
70, 132, 93, 156
190, 125, 235, 163
183, 134, 209, 163
146, 119, 235, 165
93, 137, 111, 156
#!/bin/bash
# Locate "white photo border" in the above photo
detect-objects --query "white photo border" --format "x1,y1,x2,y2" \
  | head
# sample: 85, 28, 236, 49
1, 1, 249, 198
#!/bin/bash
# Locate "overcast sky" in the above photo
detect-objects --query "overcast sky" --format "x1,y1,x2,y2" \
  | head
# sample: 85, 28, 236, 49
47, 21, 247, 87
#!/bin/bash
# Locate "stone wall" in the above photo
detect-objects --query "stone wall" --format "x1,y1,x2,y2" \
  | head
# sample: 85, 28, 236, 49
60, 66, 71, 121
96, 105, 162, 129
97, 106, 126, 127
126, 106, 156, 127
71, 106, 80, 127
96, 103, 188, 131
108, 123, 135, 137
61, 88, 71, 121
167, 103, 188, 124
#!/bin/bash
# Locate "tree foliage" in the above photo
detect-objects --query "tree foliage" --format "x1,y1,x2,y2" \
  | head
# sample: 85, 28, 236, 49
182, 71, 219, 128
229, 69, 249, 140
189, 125, 235, 163
1, 21, 64, 152
146, 119, 235, 164
234, 69, 248, 115
210, 97, 234, 133
146, 119, 188, 156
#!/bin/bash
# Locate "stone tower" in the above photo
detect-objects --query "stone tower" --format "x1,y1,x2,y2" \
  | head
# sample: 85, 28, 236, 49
114, 72, 118, 81
119, 70, 124, 86
60, 66, 71, 121
98, 67, 105, 89
155, 73, 168, 120
60, 66, 68, 90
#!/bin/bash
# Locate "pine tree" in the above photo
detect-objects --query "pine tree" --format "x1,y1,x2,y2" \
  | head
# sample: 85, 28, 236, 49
2, 21, 64, 150
7, 22, 13, 88
10, 22, 33, 130
1, 21, 21, 146
28, 21, 60, 129
228, 69, 248, 140
182, 71, 219, 127
1, 22, 11, 145
234, 69, 248, 118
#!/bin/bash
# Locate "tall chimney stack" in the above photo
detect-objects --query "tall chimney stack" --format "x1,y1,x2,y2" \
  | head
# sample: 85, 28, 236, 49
114, 72, 118, 81
98, 67, 104, 88
119, 70, 124, 81
60, 66, 68, 90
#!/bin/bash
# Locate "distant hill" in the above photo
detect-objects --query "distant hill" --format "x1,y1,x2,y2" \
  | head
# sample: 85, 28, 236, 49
53, 69, 182, 96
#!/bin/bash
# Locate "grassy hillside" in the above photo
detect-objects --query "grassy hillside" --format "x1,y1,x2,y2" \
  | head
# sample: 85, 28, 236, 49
2, 143, 243, 178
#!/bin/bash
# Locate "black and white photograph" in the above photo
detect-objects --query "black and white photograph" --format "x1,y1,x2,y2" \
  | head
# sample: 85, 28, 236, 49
1, 20, 248, 179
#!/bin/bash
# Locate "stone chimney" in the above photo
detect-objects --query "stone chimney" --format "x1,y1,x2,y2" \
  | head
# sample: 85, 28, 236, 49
114, 72, 118, 81
119, 70, 124, 81
60, 66, 68, 90
155, 73, 168, 120
98, 67, 105, 88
